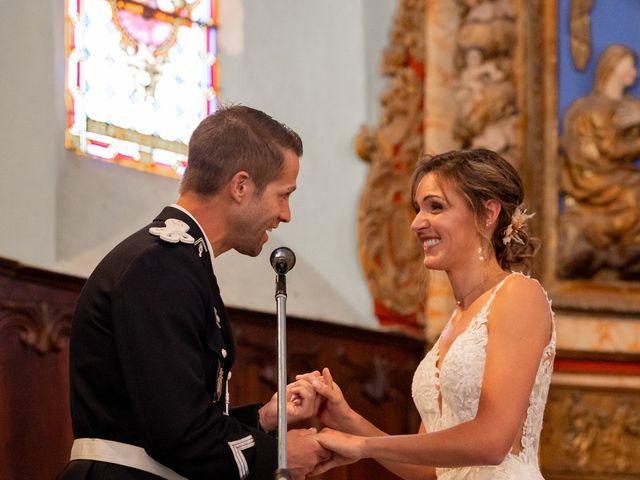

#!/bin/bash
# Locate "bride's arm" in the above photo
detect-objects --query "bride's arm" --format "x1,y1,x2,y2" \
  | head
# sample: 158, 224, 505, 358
317, 275, 553, 468
378, 423, 437, 480
311, 419, 437, 480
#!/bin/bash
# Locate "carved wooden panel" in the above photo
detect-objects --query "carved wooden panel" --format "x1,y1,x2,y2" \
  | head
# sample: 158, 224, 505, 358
541, 384, 640, 480
0, 258, 82, 480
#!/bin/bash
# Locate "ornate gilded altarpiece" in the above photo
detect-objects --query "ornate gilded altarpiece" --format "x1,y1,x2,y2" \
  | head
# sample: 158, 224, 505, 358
358, 0, 639, 478
533, 2, 640, 475
540, 0, 640, 315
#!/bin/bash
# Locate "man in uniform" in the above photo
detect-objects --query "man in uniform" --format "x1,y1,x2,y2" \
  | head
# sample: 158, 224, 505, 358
57, 105, 327, 479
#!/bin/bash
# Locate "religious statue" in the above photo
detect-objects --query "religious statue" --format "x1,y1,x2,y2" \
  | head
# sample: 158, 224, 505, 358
453, 0, 519, 166
558, 44, 640, 280
453, 46, 516, 153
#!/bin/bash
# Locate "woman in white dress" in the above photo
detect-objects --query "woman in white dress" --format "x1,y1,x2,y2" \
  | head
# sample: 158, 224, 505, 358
306, 149, 555, 479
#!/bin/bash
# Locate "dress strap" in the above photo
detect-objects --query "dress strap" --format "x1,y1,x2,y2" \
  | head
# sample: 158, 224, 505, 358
475, 272, 519, 325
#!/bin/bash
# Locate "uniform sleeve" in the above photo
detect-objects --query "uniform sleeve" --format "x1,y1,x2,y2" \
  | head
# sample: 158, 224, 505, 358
230, 404, 263, 430
111, 246, 277, 479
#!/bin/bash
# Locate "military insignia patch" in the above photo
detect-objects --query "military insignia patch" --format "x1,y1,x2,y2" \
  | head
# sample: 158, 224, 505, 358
149, 219, 195, 244
194, 237, 207, 257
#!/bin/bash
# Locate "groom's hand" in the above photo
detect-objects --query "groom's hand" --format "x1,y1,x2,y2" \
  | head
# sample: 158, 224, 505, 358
308, 452, 355, 477
287, 428, 331, 479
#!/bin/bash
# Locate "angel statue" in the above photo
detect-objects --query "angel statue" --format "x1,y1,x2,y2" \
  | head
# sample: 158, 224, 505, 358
559, 44, 640, 280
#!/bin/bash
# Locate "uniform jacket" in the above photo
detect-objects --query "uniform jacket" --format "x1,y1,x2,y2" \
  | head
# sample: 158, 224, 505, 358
68, 206, 277, 479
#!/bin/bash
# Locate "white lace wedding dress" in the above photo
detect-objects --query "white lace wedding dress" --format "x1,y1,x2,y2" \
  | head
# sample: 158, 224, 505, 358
412, 273, 556, 479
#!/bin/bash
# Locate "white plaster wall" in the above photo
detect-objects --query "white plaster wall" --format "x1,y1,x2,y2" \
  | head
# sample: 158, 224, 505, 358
0, 0, 58, 267
0, 0, 397, 329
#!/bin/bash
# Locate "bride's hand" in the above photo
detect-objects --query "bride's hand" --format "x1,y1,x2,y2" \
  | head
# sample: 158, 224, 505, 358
308, 428, 363, 476
297, 368, 355, 430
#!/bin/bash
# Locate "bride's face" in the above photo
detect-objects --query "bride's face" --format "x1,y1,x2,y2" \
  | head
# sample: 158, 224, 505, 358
411, 173, 481, 272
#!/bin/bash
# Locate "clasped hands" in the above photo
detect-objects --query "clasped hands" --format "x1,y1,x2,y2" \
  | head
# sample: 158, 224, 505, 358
258, 368, 364, 478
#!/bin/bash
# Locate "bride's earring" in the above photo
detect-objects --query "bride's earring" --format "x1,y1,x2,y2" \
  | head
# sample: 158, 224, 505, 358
477, 247, 485, 262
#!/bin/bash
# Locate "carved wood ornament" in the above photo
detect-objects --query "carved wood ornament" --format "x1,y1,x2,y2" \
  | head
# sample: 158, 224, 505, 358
0, 299, 73, 355
537, 0, 640, 312
569, 0, 593, 71
451, 0, 519, 167
355, 0, 426, 335
541, 385, 640, 477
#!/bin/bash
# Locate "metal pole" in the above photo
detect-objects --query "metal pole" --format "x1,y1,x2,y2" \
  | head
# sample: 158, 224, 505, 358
274, 274, 291, 480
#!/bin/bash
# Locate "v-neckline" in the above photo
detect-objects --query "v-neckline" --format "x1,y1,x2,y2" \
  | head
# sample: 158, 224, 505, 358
433, 307, 482, 373
433, 273, 514, 372
431, 273, 513, 416
431, 307, 486, 418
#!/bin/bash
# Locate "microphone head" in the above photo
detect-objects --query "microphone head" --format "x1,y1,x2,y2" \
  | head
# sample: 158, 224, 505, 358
270, 247, 296, 275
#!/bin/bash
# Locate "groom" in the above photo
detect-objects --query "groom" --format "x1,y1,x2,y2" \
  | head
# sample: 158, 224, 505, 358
58, 105, 329, 480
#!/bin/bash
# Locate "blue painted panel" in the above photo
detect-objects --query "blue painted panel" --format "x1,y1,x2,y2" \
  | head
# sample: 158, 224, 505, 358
558, 0, 640, 129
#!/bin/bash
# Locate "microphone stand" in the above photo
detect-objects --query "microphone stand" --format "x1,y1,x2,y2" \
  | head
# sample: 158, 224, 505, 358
274, 271, 291, 480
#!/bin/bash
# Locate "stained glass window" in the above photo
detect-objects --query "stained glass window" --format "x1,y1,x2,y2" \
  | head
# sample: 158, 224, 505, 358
64, 0, 218, 178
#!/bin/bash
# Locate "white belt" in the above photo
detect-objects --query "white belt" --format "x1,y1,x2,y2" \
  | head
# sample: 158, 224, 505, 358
70, 438, 188, 480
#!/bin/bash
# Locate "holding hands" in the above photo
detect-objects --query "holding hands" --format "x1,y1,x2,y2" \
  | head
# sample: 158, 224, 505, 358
259, 376, 323, 431
294, 368, 368, 476
295, 368, 354, 431
310, 429, 363, 476
259, 367, 365, 478
286, 427, 332, 479
258, 374, 330, 479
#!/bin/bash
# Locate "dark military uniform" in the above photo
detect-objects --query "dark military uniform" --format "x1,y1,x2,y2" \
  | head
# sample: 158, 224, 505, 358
58, 206, 277, 479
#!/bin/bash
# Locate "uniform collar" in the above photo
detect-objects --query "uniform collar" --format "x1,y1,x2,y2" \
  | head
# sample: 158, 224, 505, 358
153, 205, 214, 278
169, 203, 216, 262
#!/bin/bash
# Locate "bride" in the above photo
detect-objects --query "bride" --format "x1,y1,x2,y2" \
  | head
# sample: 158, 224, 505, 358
305, 149, 555, 479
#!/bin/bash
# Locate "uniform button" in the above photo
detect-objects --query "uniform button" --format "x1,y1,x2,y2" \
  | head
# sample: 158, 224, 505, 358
222, 348, 228, 358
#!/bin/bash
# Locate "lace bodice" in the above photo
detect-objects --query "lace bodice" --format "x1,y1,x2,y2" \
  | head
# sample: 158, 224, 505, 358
412, 273, 556, 479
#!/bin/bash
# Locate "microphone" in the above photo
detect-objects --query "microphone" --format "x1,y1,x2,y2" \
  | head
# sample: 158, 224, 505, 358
270, 247, 296, 476
270, 247, 296, 275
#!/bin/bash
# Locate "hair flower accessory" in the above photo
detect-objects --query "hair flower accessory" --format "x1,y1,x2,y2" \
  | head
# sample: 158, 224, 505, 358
503, 205, 535, 245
